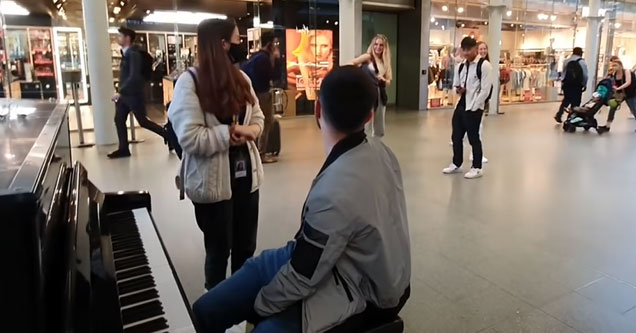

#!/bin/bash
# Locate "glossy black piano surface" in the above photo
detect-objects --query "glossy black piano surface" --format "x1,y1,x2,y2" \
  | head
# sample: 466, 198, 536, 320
0, 99, 194, 332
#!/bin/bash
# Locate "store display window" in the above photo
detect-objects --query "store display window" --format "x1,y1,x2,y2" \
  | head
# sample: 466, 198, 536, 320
54, 27, 87, 103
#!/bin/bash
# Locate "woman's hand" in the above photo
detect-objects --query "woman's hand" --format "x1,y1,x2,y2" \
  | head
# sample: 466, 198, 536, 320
231, 124, 257, 144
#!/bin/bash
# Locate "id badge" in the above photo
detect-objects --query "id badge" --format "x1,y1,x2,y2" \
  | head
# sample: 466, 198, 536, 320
234, 158, 248, 178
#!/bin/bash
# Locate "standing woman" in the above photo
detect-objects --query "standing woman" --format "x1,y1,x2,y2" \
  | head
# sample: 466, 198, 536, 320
351, 34, 393, 137
169, 18, 264, 290
598, 59, 636, 133
473, 41, 490, 163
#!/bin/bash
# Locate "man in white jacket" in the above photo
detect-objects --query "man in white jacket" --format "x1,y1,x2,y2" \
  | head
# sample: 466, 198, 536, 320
193, 66, 411, 333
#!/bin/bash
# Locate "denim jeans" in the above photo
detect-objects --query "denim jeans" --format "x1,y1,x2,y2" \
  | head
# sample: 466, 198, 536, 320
193, 242, 301, 333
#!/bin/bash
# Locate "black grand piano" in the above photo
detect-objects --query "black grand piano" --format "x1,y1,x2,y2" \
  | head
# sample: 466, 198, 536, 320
0, 99, 195, 332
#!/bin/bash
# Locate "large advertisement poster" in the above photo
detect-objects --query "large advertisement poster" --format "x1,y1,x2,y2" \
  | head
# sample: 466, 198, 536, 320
286, 29, 333, 101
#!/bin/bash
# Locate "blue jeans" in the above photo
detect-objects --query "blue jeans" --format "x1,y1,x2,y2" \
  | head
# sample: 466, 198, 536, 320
193, 242, 302, 333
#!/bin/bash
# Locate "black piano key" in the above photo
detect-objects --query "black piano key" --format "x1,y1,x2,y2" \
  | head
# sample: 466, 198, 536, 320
120, 288, 160, 307
113, 239, 144, 252
112, 233, 140, 243
118, 275, 156, 295
113, 247, 146, 260
121, 300, 164, 326
123, 317, 169, 333
115, 255, 149, 271
117, 265, 152, 281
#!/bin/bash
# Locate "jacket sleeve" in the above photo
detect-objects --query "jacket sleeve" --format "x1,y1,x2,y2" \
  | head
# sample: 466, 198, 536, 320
168, 72, 230, 156
119, 49, 143, 95
254, 194, 353, 317
472, 60, 493, 111
242, 71, 264, 136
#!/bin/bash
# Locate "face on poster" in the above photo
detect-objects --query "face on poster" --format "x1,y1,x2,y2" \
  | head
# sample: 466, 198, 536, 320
286, 29, 333, 100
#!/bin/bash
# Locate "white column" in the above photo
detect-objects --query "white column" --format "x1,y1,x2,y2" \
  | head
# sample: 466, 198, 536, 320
584, 0, 602, 101
339, 0, 362, 65
419, 0, 431, 110
487, 5, 505, 115
82, 0, 116, 145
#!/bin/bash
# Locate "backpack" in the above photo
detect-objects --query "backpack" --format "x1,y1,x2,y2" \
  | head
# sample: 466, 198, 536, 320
563, 58, 584, 87
138, 48, 153, 82
458, 58, 493, 103
164, 69, 199, 160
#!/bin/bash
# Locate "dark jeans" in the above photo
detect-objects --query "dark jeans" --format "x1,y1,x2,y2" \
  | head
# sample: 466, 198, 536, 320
193, 242, 301, 333
115, 94, 165, 151
606, 96, 636, 124
193, 241, 410, 333
452, 97, 484, 169
556, 86, 583, 119
193, 146, 259, 290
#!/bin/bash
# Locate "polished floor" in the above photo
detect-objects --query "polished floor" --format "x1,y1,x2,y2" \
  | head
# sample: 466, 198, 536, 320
72, 102, 636, 333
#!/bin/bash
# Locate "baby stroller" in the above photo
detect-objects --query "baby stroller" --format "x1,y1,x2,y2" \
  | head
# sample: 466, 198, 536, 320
563, 79, 614, 133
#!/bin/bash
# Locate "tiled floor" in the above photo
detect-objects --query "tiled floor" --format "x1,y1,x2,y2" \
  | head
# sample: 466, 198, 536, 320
72, 102, 636, 332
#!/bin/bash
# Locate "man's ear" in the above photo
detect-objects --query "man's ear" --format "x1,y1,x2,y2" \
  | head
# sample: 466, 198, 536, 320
365, 110, 373, 124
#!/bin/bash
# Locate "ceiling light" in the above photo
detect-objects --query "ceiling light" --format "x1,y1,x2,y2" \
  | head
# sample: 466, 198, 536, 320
457, 7, 464, 13
442, 5, 448, 12
511, 24, 514, 27
435, 21, 439, 26
335, 21, 338, 26
146, 10, 150, 14
431, 17, 435, 23
0, 1, 30, 16
326, 20, 329, 24
109, 17, 115, 23
615, 22, 621, 29
441, 25, 445, 30
461, 23, 465, 27
144, 10, 227, 25
506, 10, 512, 17
484, 21, 488, 25
538, 13, 548, 20
550, 15, 556, 21
120, 1, 125, 6
113, 6, 121, 14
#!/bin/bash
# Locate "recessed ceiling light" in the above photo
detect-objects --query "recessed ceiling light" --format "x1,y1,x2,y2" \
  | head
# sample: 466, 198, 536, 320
506, 10, 512, 17
143, 10, 227, 25
0, 1, 30, 15
109, 17, 115, 23
442, 5, 448, 12
146, 10, 150, 14
326, 19, 329, 23
615, 22, 621, 28
113, 6, 121, 14
335, 21, 338, 26
430, 17, 435, 23
457, 7, 464, 13
435, 21, 439, 26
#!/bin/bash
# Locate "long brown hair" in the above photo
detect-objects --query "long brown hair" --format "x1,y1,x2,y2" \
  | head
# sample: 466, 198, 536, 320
196, 18, 254, 119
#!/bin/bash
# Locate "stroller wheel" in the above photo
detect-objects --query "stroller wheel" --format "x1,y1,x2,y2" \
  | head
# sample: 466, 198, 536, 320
584, 126, 591, 131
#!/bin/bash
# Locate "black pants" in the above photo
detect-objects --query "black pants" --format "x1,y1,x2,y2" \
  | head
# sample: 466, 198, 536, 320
193, 146, 259, 290
556, 86, 583, 119
115, 94, 165, 151
452, 97, 484, 169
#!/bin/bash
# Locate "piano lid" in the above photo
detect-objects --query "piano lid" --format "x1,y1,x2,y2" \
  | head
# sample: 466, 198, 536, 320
0, 99, 68, 194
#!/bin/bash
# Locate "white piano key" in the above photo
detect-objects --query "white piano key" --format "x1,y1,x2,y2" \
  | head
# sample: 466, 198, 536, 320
132, 209, 195, 333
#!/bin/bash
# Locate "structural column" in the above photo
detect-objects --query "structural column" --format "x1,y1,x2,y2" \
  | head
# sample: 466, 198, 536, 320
339, 0, 362, 65
584, 0, 602, 101
486, 4, 505, 115
82, 0, 116, 145
418, 0, 431, 110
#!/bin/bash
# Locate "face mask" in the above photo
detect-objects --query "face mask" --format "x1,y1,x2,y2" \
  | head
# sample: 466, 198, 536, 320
228, 43, 248, 64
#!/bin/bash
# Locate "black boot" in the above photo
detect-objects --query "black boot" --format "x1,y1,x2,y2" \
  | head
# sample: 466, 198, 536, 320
107, 150, 131, 159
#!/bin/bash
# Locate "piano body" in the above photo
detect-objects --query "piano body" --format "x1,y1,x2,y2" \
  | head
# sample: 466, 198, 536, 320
0, 99, 195, 332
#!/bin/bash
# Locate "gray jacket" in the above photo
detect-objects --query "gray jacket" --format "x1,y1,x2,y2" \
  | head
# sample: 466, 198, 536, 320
119, 46, 144, 96
254, 133, 411, 332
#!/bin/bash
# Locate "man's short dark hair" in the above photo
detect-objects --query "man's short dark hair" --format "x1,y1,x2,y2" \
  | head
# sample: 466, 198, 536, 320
573, 47, 583, 56
261, 32, 276, 49
118, 26, 136, 41
319, 66, 376, 133
461, 36, 477, 50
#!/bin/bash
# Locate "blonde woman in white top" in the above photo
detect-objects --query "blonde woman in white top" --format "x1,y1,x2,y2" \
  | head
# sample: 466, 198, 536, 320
351, 34, 393, 137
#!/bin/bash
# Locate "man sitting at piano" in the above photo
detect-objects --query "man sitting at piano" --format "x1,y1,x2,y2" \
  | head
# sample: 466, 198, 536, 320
193, 66, 411, 333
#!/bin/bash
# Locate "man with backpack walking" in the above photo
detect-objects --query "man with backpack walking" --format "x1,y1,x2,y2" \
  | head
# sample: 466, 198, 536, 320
109, 26, 166, 159
555, 47, 589, 124
442, 37, 492, 179
242, 32, 283, 163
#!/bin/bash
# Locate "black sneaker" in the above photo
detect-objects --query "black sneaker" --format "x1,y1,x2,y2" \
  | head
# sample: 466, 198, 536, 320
596, 126, 610, 134
554, 115, 563, 123
107, 150, 131, 159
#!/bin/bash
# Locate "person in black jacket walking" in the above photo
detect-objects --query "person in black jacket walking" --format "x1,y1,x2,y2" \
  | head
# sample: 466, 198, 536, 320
109, 27, 166, 159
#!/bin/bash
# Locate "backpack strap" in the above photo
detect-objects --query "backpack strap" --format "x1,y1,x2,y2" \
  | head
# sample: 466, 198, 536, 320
476, 57, 486, 81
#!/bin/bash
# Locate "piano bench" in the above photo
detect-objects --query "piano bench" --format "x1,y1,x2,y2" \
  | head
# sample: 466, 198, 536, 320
362, 317, 404, 333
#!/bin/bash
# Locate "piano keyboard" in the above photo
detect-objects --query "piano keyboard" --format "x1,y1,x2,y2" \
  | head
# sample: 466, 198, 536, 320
109, 209, 195, 333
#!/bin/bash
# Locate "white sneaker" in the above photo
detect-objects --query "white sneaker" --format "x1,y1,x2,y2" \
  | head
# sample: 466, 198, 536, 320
464, 168, 483, 179
443, 163, 461, 174
469, 153, 489, 163
226, 321, 247, 333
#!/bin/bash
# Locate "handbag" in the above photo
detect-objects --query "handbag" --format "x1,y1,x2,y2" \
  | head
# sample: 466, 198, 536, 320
372, 58, 389, 106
